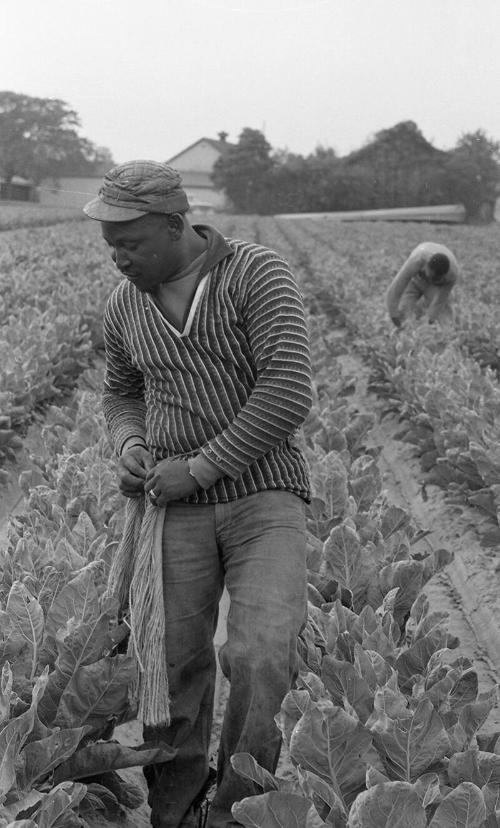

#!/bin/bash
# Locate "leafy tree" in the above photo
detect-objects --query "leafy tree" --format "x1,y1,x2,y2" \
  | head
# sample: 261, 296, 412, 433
212, 128, 274, 213
443, 130, 500, 223
0, 91, 114, 184
326, 163, 378, 212
296, 146, 339, 211
262, 146, 377, 214
263, 149, 317, 214
212, 121, 500, 220
343, 121, 448, 208
55, 144, 115, 177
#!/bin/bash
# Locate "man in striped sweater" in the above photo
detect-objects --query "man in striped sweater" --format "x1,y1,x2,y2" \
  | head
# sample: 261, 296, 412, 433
84, 161, 312, 828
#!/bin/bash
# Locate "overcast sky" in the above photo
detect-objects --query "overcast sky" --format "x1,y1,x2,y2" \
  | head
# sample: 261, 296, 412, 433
3, 0, 499, 164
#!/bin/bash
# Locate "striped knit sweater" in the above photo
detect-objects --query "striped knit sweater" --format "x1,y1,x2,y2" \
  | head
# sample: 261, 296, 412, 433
102, 224, 312, 504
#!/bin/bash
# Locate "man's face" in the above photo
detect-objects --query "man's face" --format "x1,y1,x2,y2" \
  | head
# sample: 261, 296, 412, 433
101, 214, 180, 292
422, 262, 447, 287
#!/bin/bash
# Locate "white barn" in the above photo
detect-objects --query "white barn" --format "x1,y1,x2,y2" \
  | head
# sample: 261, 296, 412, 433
166, 133, 232, 211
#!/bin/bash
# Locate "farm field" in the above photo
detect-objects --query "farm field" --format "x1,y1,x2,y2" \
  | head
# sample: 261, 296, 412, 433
2, 213, 500, 826
0, 202, 85, 231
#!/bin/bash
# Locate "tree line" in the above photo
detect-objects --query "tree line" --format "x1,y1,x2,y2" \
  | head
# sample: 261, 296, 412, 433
0, 91, 114, 190
212, 123, 500, 223
1, 91, 498, 223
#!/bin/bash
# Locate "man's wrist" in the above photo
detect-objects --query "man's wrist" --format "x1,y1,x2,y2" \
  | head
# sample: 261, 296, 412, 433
120, 436, 148, 456
188, 455, 222, 489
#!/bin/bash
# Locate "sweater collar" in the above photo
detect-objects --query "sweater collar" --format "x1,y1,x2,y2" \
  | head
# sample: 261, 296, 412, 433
193, 224, 233, 276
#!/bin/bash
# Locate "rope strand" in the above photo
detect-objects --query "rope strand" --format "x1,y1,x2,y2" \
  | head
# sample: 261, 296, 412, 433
105, 496, 170, 727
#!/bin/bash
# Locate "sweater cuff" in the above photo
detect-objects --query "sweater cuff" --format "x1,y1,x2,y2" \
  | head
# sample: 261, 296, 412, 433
188, 454, 223, 489
120, 436, 148, 456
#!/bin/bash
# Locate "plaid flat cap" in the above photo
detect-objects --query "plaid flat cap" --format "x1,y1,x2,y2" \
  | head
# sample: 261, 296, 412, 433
83, 160, 189, 221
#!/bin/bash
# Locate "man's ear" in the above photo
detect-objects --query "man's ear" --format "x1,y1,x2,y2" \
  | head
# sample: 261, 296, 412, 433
165, 212, 185, 240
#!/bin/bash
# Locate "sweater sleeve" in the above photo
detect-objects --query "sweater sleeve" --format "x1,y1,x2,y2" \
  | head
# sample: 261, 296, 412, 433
199, 255, 313, 479
102, 298, 147, 455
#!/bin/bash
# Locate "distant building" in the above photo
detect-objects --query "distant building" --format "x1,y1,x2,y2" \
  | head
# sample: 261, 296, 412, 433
37, 176, 103, 210
166, 133, 233, 211
37, 133, 233, 212
0, 176, 36, 202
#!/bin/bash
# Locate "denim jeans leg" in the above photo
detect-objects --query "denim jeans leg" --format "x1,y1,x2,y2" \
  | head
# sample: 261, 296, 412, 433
208, 491, 307, 827
143, 503, 223, 828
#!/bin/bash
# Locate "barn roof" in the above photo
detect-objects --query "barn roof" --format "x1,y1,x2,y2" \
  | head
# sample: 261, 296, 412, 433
166, 136, 232, 165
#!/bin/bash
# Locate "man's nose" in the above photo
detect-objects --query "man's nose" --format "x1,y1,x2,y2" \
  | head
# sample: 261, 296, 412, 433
114, 249, 131, 269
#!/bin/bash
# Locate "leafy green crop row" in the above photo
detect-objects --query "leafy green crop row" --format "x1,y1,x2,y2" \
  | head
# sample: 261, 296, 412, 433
0, 204, 85, 232
367, 327, 500, 542
194, 216, 500, 826
227, 299, 500, 828
218, 216, 500, 543
0, 223, 118, 474
0, 307, 471, 827
4, 214, 500, 826
0, 370, 180, 826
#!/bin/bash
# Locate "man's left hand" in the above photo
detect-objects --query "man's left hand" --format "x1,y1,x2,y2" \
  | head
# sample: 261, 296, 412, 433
144, 459, 198, 506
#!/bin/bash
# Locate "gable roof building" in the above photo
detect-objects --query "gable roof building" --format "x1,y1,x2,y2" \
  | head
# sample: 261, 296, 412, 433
36, 134, 233, 212
166, 133, 232, 211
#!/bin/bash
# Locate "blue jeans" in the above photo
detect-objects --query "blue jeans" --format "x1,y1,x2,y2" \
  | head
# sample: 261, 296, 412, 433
143, 490, 307, 828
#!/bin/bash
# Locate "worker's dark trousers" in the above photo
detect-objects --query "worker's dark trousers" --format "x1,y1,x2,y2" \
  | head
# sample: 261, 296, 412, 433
143, 490, 308, 828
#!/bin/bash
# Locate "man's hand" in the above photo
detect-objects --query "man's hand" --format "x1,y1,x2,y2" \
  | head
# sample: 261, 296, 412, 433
118, 446, 155, 498
144, 458, 199, 506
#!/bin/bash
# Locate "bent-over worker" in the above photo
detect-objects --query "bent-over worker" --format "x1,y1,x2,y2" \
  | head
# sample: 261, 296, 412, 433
386, 241, 459, 327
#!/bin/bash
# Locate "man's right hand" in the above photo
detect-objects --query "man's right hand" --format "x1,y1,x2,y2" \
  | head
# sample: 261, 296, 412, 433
118, 446, 155, 498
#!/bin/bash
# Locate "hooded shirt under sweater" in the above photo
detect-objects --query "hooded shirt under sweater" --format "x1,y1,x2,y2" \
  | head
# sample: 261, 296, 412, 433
102, 224, 312, 504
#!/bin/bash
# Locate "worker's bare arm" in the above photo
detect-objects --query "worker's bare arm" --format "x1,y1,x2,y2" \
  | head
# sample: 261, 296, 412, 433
385, 252, 422, 325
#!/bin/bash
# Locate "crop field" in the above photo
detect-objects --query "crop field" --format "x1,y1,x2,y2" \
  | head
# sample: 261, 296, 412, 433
2, 213, 500, 826
0, 202, 85, 231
